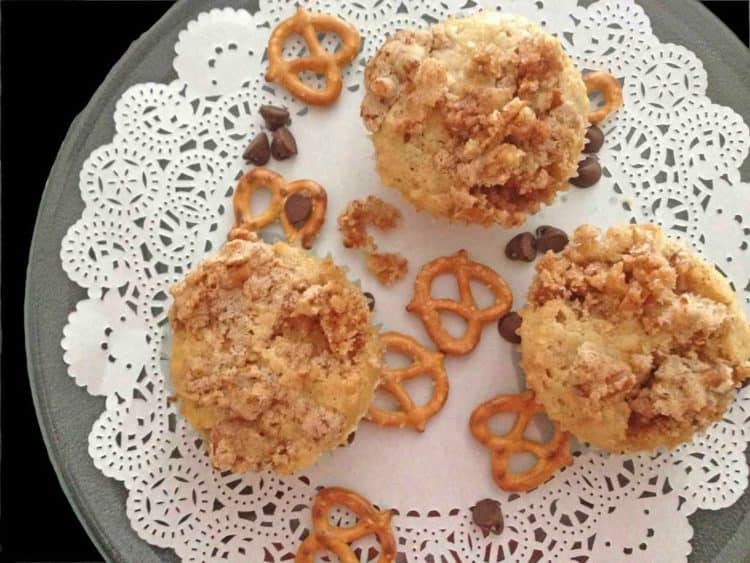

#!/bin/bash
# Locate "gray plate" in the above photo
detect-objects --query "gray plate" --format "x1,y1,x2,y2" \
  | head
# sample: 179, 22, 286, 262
24, 0, 750, 561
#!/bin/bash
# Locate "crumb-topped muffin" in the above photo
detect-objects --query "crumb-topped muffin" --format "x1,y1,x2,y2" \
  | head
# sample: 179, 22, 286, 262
169, 237, 381, 474
520, 225, 750, 452
361, 12, 589, 227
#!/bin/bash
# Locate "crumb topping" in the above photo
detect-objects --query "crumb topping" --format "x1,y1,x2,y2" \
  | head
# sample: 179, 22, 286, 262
338, 196, 408, 286
521, 225, 750, 451
362, 13, 589, 227
169, 238, 381, 473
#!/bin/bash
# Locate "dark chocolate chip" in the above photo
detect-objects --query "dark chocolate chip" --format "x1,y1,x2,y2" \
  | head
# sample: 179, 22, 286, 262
242, 132, 270, 165
363, 292, 375, 312
584, 125, 604, 154
505, 232, 537, 262
497, 312, 522, 344
259, 104, 290, 130
271, 126, 298, 160
571, 156, 602, 188
338, 431, 356, 448
536, 225, 569, 253
284, 192, 312, 225
535, 225, 564, 239
472, 499, 504, 536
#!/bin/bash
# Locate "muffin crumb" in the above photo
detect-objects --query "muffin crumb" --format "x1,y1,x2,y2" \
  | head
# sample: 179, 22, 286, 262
338, 196, 408, 286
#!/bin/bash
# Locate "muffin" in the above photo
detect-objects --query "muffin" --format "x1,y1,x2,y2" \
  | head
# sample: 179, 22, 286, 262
361, 12, 589, 227
520, 224, 750, 452
169, 236, 382, 473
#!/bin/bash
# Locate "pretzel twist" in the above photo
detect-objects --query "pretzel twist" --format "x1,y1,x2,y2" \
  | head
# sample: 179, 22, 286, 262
470, 390, 572, 492
584, 71, 623, 124
295, 487, 396, 563
367, 332, 448, 432
229, 167, 327, 249
266, 7, 361, 106
407, 250, 512, 355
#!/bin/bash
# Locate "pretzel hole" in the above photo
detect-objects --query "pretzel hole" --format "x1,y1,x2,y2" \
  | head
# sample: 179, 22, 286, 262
317, 32, 345, 54
327, 504, 360, 528
428, 273, 459, 300
249, 184, 274, 216
282, 35, 310, 59
488, 412, 519, 437
588, 88, 606, 112
523, 413, 555, 444
469, 279, 498, 309
372, 386, 401, 411
348, 536, 384, 562
383, 348, 412, 369
508, 451, 541, 475
438, 310, 468, 339
298, 70, 328, 89
400, 376, 438, 408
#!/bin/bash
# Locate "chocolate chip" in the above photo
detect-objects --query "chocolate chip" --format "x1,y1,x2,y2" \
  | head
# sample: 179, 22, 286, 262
535, 225, 569, 253
472, 499, 504, 536
271, 127, 298, 160
259, 104, 290, 130
242, 132, 270, 165
497, 312, 522, 344
338, 431, 356, 448
571, 156, 602, 188
505, 232, 537, 262
584, 125, 604, 154
363, 292, 375, 312
284, 193, 312, 226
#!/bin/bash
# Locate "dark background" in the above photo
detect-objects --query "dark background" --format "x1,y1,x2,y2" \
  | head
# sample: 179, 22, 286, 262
1, 1, 748, 561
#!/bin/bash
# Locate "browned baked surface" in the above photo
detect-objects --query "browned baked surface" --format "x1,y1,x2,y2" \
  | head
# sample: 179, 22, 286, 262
520, 225, 750, 452
169, 237, 381, 473
361, 12, 588, 227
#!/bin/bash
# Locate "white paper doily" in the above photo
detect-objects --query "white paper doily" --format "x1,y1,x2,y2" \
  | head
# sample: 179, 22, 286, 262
59, 1, 750, 561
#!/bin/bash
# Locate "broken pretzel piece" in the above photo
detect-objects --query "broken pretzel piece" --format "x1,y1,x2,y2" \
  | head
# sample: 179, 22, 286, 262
583, 71, 623, 124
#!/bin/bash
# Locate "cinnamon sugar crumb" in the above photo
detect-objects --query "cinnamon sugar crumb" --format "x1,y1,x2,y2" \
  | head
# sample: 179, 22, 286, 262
361, 12, 590, 227
338, 196, 408, 286
520, 224, 750, 452
366, 252, 409, 286
169, 238, 382, 474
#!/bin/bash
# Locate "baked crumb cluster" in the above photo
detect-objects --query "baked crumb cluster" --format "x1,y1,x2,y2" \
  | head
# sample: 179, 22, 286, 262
361, 12, 589, 227
520, 225, 750, 452
338, 196, 408, 285
169, 237, 381, 473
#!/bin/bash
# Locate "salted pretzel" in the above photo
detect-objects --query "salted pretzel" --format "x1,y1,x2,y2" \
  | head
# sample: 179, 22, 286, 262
407, 250, 512, 355
229, 167, 327, 249
584, 71, 623, 124
295, 486, 396, 563
469, 390, 572, 492
266, 7, 361, 106
367, 332, 448, 432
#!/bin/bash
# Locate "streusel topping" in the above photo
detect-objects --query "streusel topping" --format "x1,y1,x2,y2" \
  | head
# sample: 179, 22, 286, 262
521, 225, 750, 452
362, 12, 589, 227
169, 237, 381, 473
